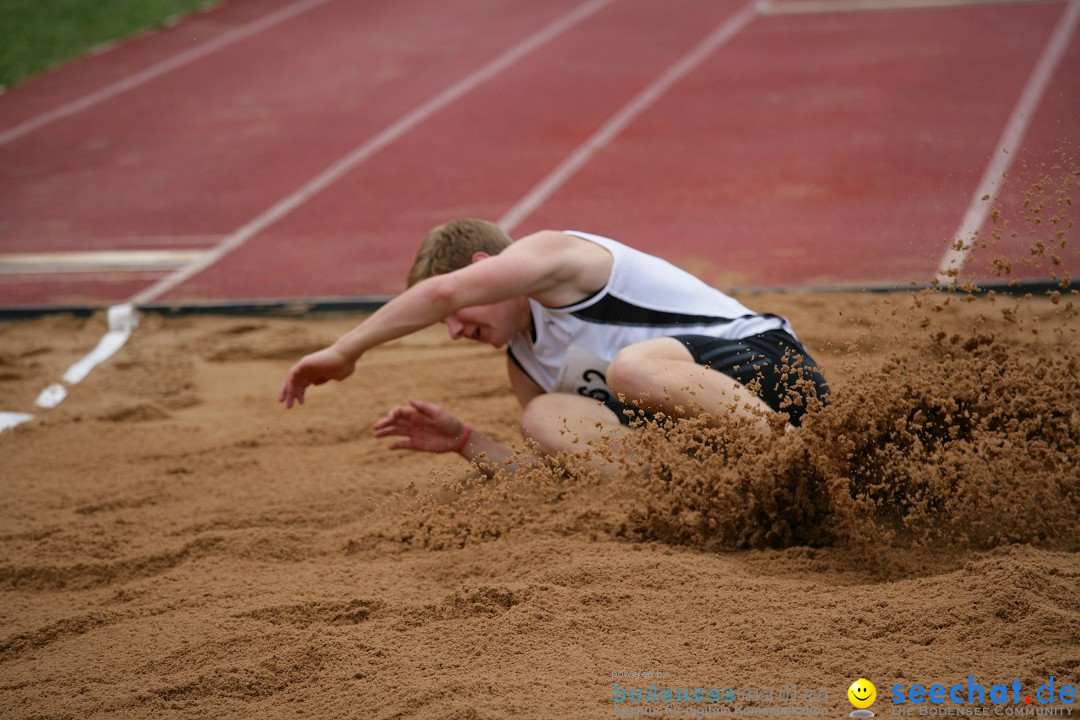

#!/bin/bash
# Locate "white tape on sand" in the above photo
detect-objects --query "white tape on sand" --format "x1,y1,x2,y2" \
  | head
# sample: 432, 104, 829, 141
35, 383, 68, 409
0, 412, 34, 432
62, 305, 139, 384
2, 304, 140, 433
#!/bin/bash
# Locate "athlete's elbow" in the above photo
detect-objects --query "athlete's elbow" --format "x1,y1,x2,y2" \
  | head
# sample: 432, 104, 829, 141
418, 274, 464, 315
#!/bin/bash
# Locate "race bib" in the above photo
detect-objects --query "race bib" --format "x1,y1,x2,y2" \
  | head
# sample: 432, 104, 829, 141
553, 344, 612, 401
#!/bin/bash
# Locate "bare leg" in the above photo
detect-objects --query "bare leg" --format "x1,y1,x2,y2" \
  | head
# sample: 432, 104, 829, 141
520, 392, 630, 470
606, 337, 775, 431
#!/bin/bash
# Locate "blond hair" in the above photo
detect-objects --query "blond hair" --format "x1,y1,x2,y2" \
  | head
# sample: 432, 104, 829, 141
406, 219, 513, 287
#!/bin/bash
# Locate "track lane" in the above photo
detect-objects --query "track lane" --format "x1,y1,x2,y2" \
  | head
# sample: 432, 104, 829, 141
956, 1, 1080, 286
0, 0, 306, 133
514, 2, 1074, 289
1, 0, 1074, 306
154, 0, 752, 301
0, 0, 591, 304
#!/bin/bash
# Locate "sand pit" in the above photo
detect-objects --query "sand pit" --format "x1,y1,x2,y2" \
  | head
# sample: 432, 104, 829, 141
1, 286, 1077, 719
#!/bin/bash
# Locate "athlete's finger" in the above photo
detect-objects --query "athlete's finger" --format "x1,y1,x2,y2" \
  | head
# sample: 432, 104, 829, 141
283, 367, 310, 408
378, 407, 406, 425
413, 397, 447, 414
280, 369, 299, 406
375, 421, 409, 436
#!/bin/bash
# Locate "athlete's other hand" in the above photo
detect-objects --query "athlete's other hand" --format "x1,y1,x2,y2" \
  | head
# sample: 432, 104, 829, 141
373, 399, 468, 453
279, 346, 355, 408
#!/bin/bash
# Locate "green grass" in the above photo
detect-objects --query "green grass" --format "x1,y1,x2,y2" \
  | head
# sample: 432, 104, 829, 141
0, 0, 219, 88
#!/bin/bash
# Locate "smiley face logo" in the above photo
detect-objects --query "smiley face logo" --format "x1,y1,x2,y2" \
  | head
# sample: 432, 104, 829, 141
848, 679, 877, 709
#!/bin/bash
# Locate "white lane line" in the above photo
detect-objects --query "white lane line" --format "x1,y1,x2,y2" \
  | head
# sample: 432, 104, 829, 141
935, 0, 1080, 284
129, 0, 616, 306
0, 0, 335, 147
764, 0, 1052, 15
118, 236, 220, 246
0, 250, 203, 273
0, 271, 170, 285
498, 0, 764, 233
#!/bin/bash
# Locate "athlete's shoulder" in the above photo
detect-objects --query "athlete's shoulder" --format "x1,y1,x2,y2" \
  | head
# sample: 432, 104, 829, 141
507, 230, 613, 306
511, 229, 586, 250
512, 230, 615, 261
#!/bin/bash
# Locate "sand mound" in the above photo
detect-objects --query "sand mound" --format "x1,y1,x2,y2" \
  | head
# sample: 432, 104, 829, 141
98, 401, 172, 422
196, 322, 335, 362
1, 289, 1077, 717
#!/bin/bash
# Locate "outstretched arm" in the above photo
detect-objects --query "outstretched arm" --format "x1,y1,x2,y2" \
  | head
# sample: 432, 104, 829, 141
279, 230, 609, 408
326, 230, 603, 360
278, 345, 354, 408
279, 276, 468, 408
373, 399, 540, 476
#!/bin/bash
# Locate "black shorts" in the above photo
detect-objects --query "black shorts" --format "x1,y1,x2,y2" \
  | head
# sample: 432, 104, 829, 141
603, 329, 830, 427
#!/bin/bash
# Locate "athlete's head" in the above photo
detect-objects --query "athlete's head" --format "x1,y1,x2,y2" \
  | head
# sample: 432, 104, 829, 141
444, 299, 530, 349
409, 219, 526, 348
406, 218, 512, 287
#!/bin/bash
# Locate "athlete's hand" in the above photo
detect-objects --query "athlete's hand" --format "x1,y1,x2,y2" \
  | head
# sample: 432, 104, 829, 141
279, 346, 356, 408
373, 399, 468, 453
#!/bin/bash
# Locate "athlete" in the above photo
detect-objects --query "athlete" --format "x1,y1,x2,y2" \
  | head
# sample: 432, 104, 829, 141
279, 219, 829, 473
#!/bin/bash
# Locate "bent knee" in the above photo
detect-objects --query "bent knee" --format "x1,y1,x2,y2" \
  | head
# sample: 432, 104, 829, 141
521, 392, 625, 456
607, 340, 684, 402
520, 394, 573, 454
606, 351, 645, 402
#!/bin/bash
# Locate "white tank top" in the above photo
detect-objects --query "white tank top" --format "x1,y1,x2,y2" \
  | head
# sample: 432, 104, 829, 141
507, 231, 791, 395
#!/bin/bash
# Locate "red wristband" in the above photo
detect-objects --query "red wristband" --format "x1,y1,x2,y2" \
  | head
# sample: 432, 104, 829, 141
455, 424, 473, 454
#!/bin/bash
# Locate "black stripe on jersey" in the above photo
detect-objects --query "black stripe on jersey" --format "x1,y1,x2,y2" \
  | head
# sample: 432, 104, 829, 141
571, 292, 762, 327
548, 286, 605, 310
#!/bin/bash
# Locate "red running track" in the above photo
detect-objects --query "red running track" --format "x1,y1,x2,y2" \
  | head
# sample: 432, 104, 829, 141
0, 0, 1077, 307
